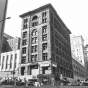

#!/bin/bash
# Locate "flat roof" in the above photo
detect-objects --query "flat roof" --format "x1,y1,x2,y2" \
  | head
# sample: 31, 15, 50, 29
19, 3, 71, 34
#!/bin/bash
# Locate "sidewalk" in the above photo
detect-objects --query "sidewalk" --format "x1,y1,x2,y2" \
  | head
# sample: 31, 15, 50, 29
0, 85, 12, 88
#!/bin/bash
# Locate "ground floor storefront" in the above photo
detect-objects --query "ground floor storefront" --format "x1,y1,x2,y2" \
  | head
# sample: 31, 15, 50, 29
18, 61, 60, 81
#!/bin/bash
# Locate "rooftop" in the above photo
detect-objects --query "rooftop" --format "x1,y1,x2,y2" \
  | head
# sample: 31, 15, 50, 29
19, 3, 71, 34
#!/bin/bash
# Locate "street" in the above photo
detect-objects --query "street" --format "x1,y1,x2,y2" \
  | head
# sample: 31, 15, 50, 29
0, 85, 88, 88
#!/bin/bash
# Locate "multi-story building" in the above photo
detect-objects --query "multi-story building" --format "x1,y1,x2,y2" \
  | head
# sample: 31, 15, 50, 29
18, 4, 73, 80
0, 50, 20, 78
1, 33, 13, 52
72, 54, 86, 80
70, 35, 85, 66
2, 33, 20, 52
0, 33, 20, 78
84, 44, 88, 78
7, 37, 20, 51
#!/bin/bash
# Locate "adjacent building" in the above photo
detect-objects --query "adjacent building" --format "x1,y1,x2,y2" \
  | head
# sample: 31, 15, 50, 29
18, 4, 73, 80
2, 33, 20, 52
1, 33, 13, 52
70, 35, 85, 66
84, 44, 88, 78
0, 50, 20, 78
0, 33, 20, 78
72, 54, 86, 80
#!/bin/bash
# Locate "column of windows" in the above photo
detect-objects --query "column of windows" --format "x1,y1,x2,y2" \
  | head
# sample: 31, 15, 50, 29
42, 25, 48, 61
31, 29, 38, 62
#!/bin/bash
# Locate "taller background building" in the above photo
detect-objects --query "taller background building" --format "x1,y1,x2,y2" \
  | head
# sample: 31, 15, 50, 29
70, 35, 85, 66
18, 4, 73, 80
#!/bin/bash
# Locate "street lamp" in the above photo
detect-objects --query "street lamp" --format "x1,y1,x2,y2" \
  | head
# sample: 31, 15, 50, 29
0, 17, 11, 22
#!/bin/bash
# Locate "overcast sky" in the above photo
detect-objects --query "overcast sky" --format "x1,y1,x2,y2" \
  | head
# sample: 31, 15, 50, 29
4, 0, 88, 45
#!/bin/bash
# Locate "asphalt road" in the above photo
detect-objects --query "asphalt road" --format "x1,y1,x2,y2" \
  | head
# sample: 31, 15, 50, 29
0, 85, 88, 88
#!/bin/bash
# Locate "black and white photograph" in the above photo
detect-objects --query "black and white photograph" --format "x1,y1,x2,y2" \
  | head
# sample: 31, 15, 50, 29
0, 0, 88, 88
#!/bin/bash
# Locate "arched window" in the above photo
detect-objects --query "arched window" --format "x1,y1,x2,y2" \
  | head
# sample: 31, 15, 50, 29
32, 15, 38, 27
32, 29, 37, 36
32, 15, 38, 20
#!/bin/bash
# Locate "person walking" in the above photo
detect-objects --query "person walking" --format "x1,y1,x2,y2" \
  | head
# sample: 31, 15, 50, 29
24, 78, 28, 88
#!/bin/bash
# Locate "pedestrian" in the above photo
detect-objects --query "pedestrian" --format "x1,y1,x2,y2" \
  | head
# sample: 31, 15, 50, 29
51, 77, 55, 86
24, 78, 28, 88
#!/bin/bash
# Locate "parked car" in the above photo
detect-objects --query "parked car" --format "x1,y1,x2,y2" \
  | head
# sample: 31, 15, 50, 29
28, 79, 38, 86
16, 79, 25, 86
82, 81, 88, 86
1, 79, 8, 85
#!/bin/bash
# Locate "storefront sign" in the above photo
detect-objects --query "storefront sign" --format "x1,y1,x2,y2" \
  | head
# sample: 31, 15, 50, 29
40, 62, 50, 67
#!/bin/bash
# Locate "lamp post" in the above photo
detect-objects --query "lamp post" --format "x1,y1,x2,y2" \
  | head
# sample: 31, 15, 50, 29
0, 17, 11, 22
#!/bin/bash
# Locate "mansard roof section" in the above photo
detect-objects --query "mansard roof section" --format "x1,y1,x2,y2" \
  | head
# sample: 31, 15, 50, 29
19, 3, 71, 34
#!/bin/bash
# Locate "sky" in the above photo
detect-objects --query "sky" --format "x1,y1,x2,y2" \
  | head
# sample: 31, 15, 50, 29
4, 0, 88, 45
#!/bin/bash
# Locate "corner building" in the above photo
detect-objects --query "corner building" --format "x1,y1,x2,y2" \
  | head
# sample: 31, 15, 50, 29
19, 4, 73, 80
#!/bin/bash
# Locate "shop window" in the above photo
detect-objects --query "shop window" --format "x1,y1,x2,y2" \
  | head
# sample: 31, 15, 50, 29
21, 67, 25, 75
42, 67, 48, 74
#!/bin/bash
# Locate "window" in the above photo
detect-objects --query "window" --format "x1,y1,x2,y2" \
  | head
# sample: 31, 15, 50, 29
23, 31, 27, 38
42, 11, 47, 17
55, 47, 58, 54
2, 56, 5, 69
42, 43, 47, 50
23, 18, 28, 29
14, 54, 17, 68
32, 37, 38, 44
42, 25, 47, 33
22, 39, 27, 45
42, 11, 47, 23
32, 16, 38, 27
31, 45, 37, 53
42, 18, 47, 23
22, 47, 26, 54
6, 55, 9, 69
32, 15, 38, 20
31, 54, 38, 62
32, 22, 38, 27
10, 54, 13, 69
21, 56, 26, 63
42, 34, 47, 41
52, 43, 54, 51
52, 54, 55, 61
32, 29, 37, 36
43, 53, 48, 61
